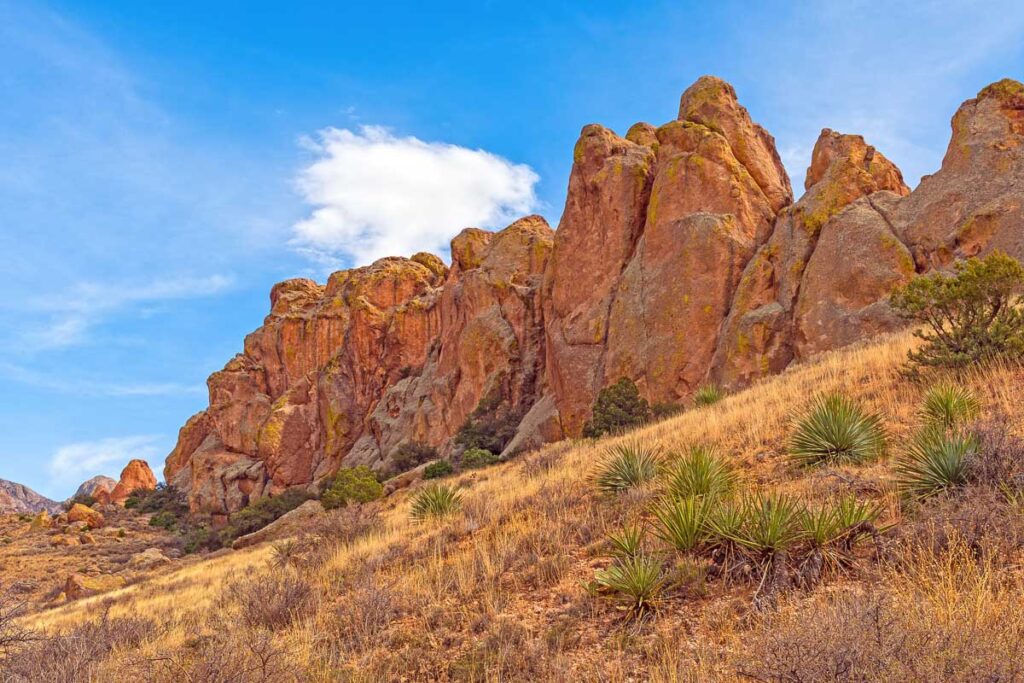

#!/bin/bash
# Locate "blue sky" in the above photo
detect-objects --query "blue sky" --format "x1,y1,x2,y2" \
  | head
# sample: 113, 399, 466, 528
1, 0, 1022, 499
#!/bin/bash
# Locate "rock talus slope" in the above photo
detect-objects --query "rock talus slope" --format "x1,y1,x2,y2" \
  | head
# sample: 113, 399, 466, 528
165, 77, 1024, 513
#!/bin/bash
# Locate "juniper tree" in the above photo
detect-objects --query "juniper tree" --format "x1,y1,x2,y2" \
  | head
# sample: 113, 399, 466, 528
583, 377, 651, 438
890, 251, 1024, 372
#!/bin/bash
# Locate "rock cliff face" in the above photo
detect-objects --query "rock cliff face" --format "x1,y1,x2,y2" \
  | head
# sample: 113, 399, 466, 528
166, 216, 553, 514
166, 77, 1024, 514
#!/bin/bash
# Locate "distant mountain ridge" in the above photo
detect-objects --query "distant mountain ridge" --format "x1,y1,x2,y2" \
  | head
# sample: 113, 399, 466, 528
0, 479, 61, 514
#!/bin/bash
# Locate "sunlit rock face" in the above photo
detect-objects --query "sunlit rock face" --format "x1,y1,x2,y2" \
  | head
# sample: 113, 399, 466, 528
166, 77, 1024, 513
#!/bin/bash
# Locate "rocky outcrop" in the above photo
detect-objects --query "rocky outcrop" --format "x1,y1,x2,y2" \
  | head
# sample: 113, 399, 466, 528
73, 475, 117, 501
166, 216, 553, 514
109, 460, 158, 505
711, 130, 910, 385
0, 479, 61, 515
543, 76, 792, 433
165, 77, 1024, 514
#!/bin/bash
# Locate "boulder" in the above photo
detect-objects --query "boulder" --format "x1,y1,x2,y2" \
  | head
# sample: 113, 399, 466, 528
167, 216, 553, 514
64, 573, 126, 601
67, 503, 104, 529
128, 548, 172, 570
711, 128, 910, 386
231, 499, 324, 550
29, 510, 52, 532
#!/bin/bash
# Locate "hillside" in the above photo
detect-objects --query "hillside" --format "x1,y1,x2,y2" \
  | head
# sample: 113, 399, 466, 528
163, 76, 1024, 518
10, 330, 1024, 680
0, 480, 61, 515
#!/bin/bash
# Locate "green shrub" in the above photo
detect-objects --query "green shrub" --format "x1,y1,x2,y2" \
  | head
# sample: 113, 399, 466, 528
389, 442, 438, 473
593, 441, 660, 494
592, 554, 665, 614
891, 251, 1024, 372
789, 393, 887, 467
125, 484, 189, 516
149, 511, 177, 530
321, 466, 383, 510
461, 448, 498, 469
920, 383, 980, 431
423, 460, 454, 479
182, 526, 220, 554
65, 493, 96, 510
582, 378, 651, 438
652, 496, 711, 552
896, 427, 978, 500
694, 383, 726, 407
410, 483, 462, 521
663, 445, 736, 499
455, 391, 522, 454
221, 489, 313, 544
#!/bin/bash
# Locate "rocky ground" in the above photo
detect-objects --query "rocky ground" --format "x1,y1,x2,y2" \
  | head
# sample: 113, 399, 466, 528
0, 504, 182, 609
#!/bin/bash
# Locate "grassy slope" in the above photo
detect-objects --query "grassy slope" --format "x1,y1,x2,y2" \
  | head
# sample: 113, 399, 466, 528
18, 330, 1024, 681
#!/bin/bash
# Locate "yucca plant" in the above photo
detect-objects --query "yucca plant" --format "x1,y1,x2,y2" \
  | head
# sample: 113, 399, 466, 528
269, 539, 302, 570
663, 445, 736, 500
652, 495, 711, 552
706, 498, 747, 546
789, 393, 887, 467
725, 492, 806, 556
799, 496, 882, 576
593, 441, 661, 494
592, 553, 666, 613
896, 427, 978, 499
920, 383, 980, 431
694, 383, 726, 407
410, 483, 463, 521
607, 523, 646, 559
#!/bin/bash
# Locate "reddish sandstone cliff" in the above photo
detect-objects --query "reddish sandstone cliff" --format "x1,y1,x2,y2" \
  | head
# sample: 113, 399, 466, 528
165, 77, 1024, 514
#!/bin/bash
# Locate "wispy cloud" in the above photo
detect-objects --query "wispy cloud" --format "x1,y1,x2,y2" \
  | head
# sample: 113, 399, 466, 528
291, 125, 539, 266
0, 362, 204, 397
48, 435, 164, 489
10, 274, 234, 350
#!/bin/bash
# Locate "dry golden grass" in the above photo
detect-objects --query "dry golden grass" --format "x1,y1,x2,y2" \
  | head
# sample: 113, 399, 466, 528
12, 330, 1024, 681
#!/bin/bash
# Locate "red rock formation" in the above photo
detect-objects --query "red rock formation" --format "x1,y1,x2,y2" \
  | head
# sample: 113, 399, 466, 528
109, 460, 158, 505
165, 76, 1024, 514
543, 76, 793, 434
165, 216, 553, 514
712, 129, 910, 385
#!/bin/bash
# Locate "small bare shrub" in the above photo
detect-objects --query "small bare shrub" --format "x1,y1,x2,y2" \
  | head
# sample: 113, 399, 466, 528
3, 612, 155, 682
220, 571, 317, 632
139, 626, 296, 683
0, 584, 35, 659
332, 573, 396, 655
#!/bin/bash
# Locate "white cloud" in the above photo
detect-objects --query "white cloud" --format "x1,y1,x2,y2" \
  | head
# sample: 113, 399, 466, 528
291, 125, 540, 265
14, 274, 234, 350
48, 435, 164, 489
